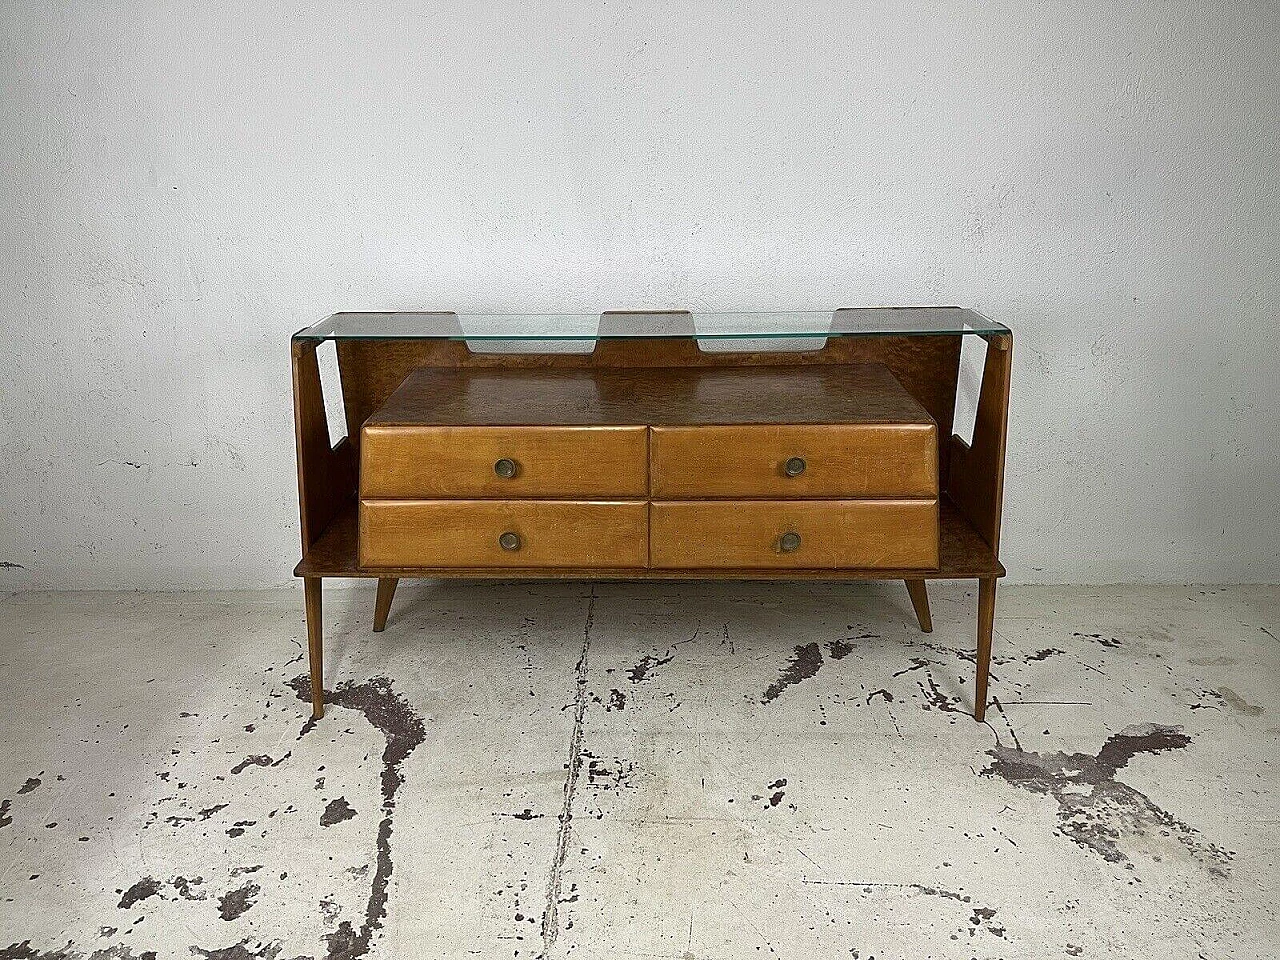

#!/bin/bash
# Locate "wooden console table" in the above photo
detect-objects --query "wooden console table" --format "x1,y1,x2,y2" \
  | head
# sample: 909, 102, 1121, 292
292, 309, 1011, 722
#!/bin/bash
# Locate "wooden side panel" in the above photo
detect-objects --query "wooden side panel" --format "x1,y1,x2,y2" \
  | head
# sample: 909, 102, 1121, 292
360, 425, 648, 498
359, 500, 649, 568
651, 424, 938, 498
650, 500, 939, 570
292, 340, 357, 550
946, 333, 1012, 553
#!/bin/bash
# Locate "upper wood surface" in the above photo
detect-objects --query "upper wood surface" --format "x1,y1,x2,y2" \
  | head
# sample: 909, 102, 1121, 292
336, 334, 962, 475
366, 363, 934, 427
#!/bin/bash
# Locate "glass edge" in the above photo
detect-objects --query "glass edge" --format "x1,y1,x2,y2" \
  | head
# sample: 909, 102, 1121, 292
291, 329, 1009, 342
291, 308, 1009, 341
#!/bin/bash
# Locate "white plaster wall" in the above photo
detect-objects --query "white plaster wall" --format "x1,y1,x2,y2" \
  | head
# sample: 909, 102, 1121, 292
1, 1, 1277, 589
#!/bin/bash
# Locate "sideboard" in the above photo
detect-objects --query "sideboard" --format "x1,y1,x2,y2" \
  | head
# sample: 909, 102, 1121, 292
292, 309, 1011, 722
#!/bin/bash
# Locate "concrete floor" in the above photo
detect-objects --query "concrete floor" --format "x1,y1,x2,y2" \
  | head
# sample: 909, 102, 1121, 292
0, 582, 1276, 960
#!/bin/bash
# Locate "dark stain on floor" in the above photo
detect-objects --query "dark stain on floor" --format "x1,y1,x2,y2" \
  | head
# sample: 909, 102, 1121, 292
765, 778, 787, 807
0, 946, 158, 960
1073, 632, 1122, 648
908, 884, 970, 902
0, 944, 69, 960
229, 756, 273, 776
1024, 647, 1064, 661
217, 883, 259, 921
983, 723, 1233, 876
628, 632, 697, 684
117, 877, 162, 910
837, 882, 1005, 947
628, 653, 673, 683
17, 777, 40, 795
289, 674, 427, 960
320, 797, 357, 827
762, 642, 823, 703
172, 876, 206, 901
499, 808, 544, 820
917, 672, 964, 714
190, 942, 282, 960
892, 656, 937, 677
584, 753, 635, 791
968, 905, 1005, 939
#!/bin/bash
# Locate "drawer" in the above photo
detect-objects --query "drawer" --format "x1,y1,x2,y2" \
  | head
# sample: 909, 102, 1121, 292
650, 425, 937, 498
650, 500, 939, 569
360, 425, 647, 499
359, 500, 649, 568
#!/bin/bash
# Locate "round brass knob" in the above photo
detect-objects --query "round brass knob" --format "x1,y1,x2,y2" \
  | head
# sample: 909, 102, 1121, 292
784, 457, 806, 477
494, 458, 518, 479
779, 531, 802, 553
498, 531, 522, 551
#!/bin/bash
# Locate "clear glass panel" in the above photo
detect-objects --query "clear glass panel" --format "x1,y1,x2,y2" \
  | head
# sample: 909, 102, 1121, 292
293, 307, 1007, 342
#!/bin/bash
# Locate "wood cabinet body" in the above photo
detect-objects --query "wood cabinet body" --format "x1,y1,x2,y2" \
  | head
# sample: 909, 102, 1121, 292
293, 325, 1011, 724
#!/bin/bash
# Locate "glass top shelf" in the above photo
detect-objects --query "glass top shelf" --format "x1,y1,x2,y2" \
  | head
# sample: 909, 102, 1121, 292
293, 307, 1006, 342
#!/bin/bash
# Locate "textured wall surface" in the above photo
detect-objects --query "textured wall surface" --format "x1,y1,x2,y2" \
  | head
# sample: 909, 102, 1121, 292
1, 1, 1278, 589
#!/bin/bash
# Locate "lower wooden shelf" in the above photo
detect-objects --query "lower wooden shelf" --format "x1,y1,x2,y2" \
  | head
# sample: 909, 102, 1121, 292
294, 497, 1004, 581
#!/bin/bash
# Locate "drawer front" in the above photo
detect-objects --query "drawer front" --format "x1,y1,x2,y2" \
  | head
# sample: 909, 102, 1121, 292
359, 500, 649, 568
650, 425, 937, 498
361, 425, 648, 499
650, 500, 939, 569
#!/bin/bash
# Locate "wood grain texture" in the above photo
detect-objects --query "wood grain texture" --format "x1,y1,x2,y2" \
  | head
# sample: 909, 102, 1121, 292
334, 334, 960, 477
904, 579, 933, 632
650, 424, 938, 498
292, 340, 356, 551
297, 326, 1007, 722
304, 577, 324, 719
360, 425, 648, 499
358, 500, 649, 569
947, 332, 1012, 553
975, 577, 997, 722
366, 364, 936, 427
650, 500, 939, 570
297, 499, 1000, 579
372, 577, 398, 632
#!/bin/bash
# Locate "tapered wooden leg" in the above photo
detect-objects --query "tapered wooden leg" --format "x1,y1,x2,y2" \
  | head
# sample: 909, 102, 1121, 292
373, 577, 398, 632
974, 577, 996, 722
304, 577, 324, 719
904, 579, 933, 633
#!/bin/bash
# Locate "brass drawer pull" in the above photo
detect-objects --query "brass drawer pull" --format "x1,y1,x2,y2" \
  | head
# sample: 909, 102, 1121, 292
779, 531, 802, 553
498, 531, 522, 551
494, 457, 518, 479
784, 456, 806, 477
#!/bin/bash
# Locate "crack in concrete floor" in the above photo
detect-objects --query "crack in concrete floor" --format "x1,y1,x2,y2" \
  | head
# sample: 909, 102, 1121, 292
538, 588, 595, 957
